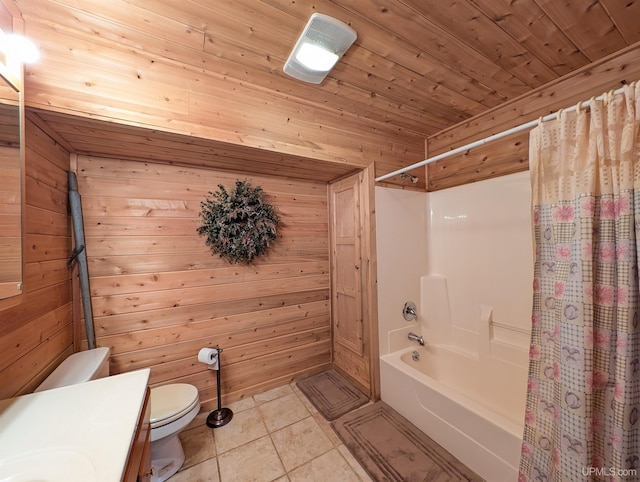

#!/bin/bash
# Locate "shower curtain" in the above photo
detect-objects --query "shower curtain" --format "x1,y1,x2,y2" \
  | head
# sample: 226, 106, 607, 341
519, 83, 640, 482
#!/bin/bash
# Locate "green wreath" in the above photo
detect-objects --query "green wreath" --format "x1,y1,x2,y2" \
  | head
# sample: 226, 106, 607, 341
197, 180, 279, 264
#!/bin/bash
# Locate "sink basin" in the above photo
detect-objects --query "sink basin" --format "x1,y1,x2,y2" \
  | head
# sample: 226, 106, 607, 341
0, 369, 150, 482
0, 448, 97, 482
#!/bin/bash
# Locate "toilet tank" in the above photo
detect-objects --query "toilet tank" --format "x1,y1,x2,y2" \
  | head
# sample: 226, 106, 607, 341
35, 347, 111, 392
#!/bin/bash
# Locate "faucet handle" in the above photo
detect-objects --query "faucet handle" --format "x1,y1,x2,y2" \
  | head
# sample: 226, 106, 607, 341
402, 301, 418, 321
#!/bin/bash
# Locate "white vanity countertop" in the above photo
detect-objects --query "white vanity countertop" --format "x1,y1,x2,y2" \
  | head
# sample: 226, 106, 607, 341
0, 368, 150, 482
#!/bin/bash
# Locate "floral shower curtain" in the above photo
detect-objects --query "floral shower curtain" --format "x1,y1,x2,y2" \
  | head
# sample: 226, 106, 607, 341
519, 83, 640, 482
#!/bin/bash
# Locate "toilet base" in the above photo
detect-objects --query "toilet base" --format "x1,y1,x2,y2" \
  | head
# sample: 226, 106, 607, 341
151, 433, 185, 482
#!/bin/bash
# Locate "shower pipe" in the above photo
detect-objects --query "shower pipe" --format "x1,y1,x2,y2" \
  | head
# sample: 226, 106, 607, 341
68, 171, 96, 350
375, 84, 630, 183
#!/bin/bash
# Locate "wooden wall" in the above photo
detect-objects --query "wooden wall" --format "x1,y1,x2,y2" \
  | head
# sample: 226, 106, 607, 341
77, 155, 331, 409
0, 117, 73, 399
425, 42, 640, 191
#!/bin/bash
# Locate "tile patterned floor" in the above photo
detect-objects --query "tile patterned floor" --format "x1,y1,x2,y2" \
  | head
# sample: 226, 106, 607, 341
172, 382, 373, 482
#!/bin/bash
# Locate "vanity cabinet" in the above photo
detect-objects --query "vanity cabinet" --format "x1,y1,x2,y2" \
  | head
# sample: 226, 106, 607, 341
123, 387, 152, 482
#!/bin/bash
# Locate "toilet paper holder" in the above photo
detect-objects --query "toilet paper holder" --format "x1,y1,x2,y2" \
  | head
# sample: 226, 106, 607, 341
198, 347, 220, 370
199, 345, 234, 429
196, 345, 233, 428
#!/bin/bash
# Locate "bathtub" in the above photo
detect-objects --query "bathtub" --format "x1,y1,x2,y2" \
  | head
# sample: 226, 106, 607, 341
380, 344, 527, 481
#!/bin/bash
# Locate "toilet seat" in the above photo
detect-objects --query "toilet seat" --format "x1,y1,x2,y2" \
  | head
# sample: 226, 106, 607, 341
151, 383, 200, 429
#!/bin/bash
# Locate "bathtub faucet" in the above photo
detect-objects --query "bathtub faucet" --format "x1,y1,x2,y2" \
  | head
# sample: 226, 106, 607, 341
407, 332, 424, 346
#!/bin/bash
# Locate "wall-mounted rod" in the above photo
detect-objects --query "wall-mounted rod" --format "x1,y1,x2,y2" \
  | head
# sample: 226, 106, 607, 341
68, 171, 96, 350
375, 84, 629, 183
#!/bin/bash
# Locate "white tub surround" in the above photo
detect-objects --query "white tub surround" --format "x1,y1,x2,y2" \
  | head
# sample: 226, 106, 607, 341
0, 369, 150, 482
374, 186, 428, 357
419, 274, 531, 357
425, 171, 533, 339
376, 172, 534, 481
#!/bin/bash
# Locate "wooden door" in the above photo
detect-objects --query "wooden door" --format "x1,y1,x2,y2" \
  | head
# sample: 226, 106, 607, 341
329, 168, 378, 398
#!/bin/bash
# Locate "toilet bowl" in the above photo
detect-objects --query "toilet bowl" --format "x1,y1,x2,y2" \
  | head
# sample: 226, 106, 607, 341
35, 347, 111, 392
150, 383, 200, 482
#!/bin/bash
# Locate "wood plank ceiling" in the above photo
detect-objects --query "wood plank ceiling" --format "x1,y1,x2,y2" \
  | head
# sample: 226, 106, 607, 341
15, 0, 640, 184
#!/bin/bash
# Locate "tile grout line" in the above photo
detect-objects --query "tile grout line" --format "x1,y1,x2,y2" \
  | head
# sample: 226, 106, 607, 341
260, 389, 292, 482
268, 386, 314, 479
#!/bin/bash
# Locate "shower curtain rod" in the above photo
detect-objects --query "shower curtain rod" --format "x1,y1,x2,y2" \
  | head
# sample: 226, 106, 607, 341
375, 84, 629, 183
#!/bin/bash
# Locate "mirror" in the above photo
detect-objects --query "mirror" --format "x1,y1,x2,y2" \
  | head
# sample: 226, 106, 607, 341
0, 72, 22, 299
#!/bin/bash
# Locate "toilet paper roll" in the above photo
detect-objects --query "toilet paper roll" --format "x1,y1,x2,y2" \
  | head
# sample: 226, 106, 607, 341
198, 347, 218, 365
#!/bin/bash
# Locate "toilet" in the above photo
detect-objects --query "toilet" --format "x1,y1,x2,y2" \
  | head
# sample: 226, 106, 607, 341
35, 346, 111, 392
150, 383, 200, 482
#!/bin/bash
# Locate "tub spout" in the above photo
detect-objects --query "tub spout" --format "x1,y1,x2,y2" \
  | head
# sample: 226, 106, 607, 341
408, 332, 424, 346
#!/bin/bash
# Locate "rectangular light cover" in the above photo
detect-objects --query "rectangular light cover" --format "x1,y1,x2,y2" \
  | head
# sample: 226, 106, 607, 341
283, 13, 357, 84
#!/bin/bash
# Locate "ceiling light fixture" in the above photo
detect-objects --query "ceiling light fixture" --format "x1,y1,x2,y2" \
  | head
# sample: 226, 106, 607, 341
283, 13, 357, 84
0, 32, 40, 64
295, 43, 339, 72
